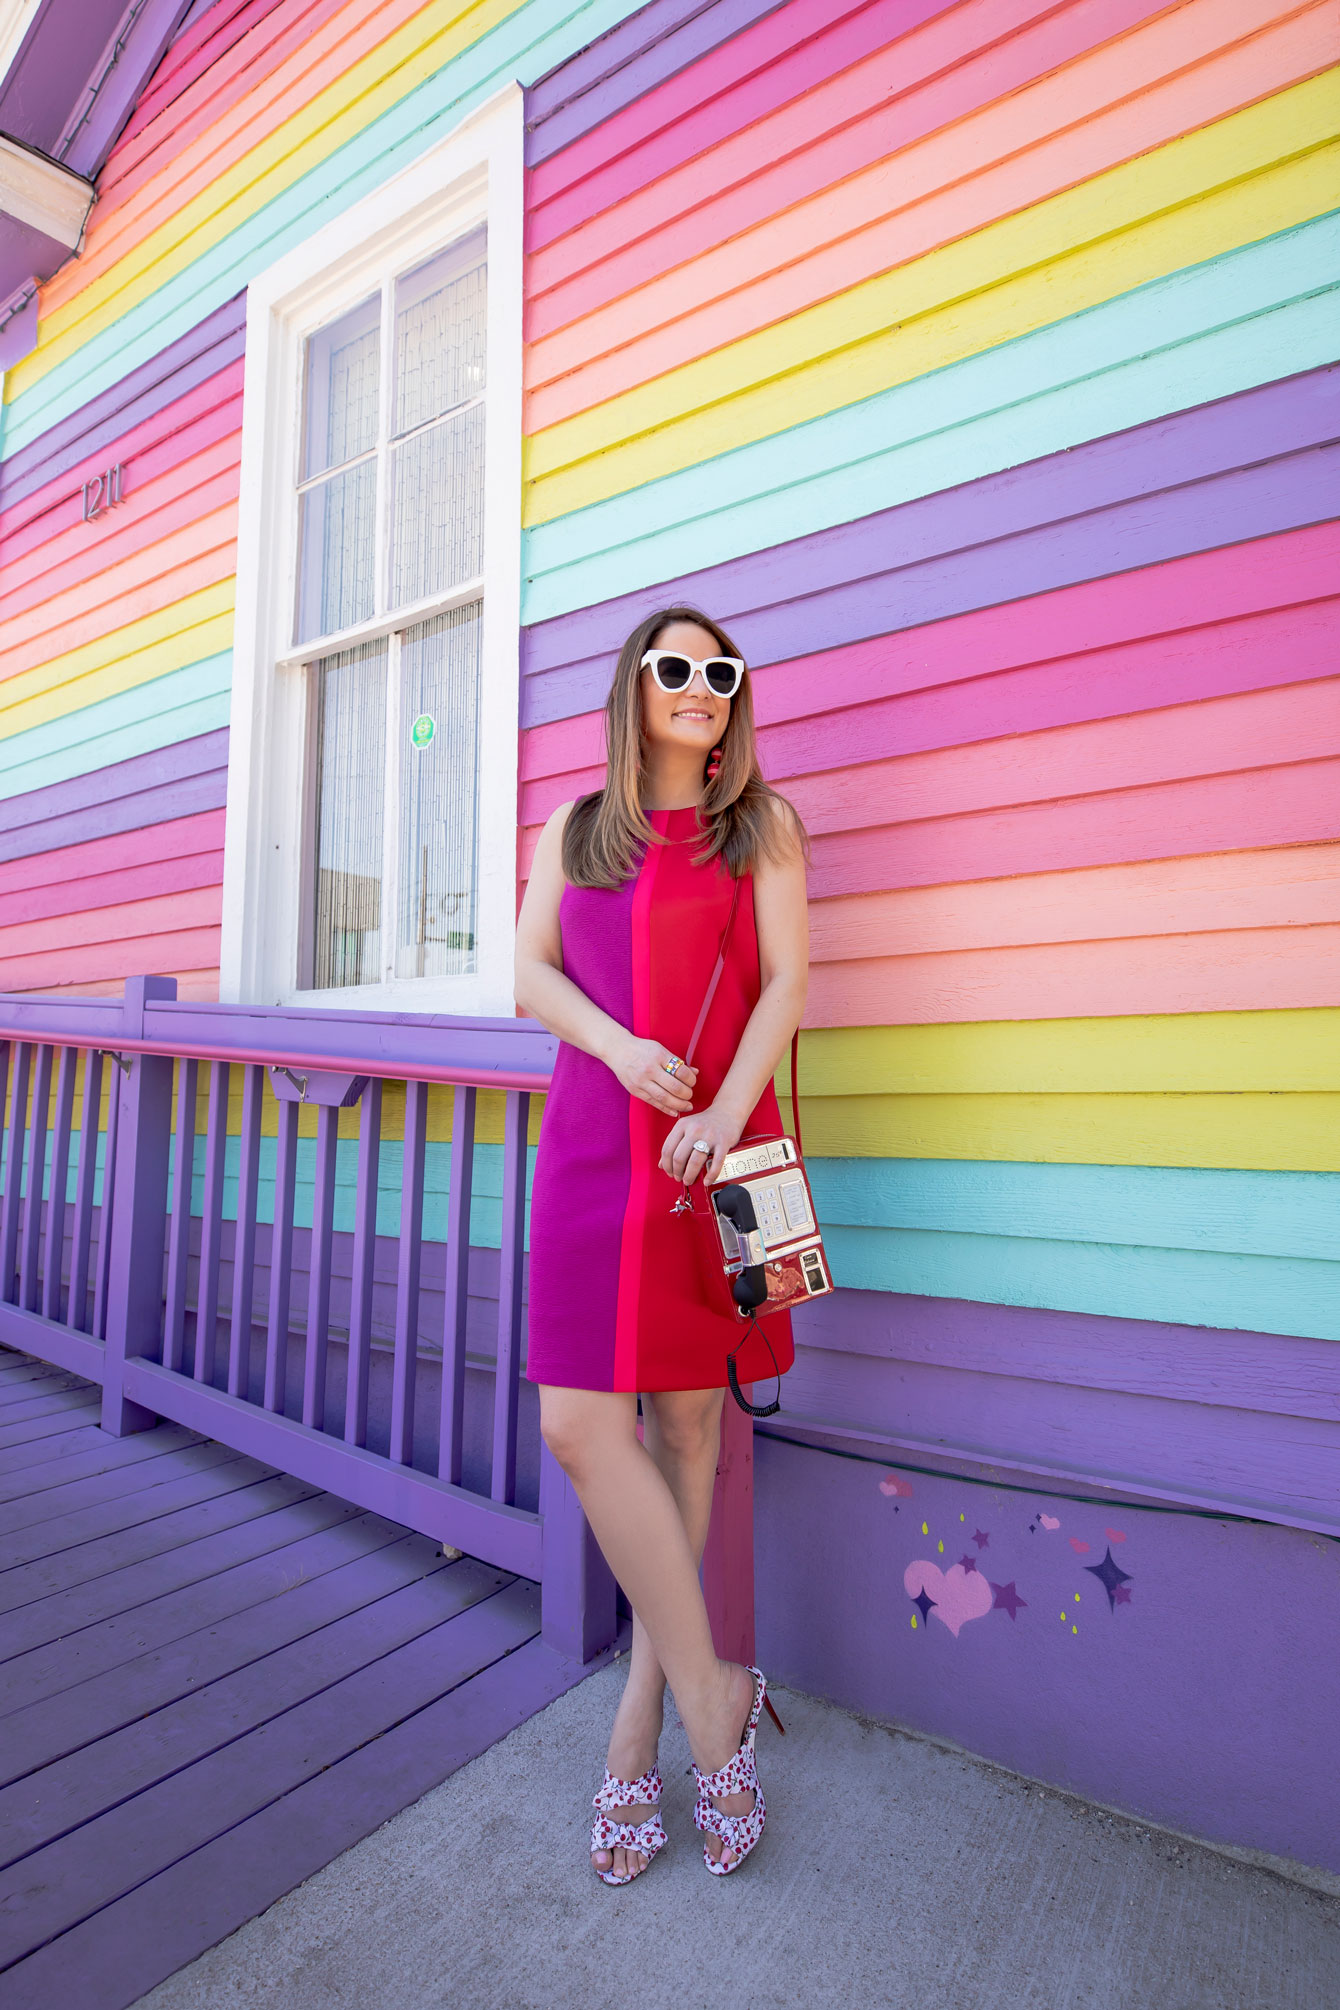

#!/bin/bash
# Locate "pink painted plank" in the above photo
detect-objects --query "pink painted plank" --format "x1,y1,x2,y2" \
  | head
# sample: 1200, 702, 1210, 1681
803, 921, 1340, 1026
520, 520, 1340, 781
114, 0, 292, 163
0, 929, 222, 996
10, 970, 222, 1003
0, 810, 226, 901
0, 851, 223, 933
807, 842, 1340, 961
0, 360, 243, 551
0, 886, 222, 963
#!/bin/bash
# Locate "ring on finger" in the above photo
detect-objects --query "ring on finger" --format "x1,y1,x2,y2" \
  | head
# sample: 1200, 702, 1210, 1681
662, 1055, 684, 1078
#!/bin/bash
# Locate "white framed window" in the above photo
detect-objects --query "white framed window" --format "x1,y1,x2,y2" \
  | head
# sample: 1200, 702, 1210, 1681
221, 85, 523, 1015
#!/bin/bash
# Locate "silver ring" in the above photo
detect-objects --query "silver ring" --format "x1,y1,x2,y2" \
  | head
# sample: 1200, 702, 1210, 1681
690, 1140, 711, 1153
662, 1056, 683, 1077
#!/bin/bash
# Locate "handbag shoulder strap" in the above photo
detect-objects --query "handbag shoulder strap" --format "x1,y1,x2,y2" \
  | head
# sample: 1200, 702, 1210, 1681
682, 873, 804, 1156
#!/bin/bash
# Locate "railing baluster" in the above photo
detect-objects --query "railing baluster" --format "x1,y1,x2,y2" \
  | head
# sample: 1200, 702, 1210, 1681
390, 1079, 427, 1468
264, 1090, 299, 1412
41, 1047, 78, 1321
194, 1060, 229, 1384
17, 1044, 51, 1311
0, 1041, 30, 1303
491, 1090, 529, 1507
302, 1103, 338, 1430
163, 1058, 199, 1372
227, 1064, 264, 1399
438, 1083, 476, 1487
91, 1064, 121, 1341
344, 1078, 382, 1446
68, 1049, 103, 1332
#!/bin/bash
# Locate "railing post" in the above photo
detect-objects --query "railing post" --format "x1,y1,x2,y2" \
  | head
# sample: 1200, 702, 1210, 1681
101, 977, 177, 1437
540, 1444, 618, 1662
701, 1394, 756, 1665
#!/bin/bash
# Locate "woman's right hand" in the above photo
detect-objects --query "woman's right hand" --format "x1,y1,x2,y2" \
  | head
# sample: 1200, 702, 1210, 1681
607, 1034, 698, 1117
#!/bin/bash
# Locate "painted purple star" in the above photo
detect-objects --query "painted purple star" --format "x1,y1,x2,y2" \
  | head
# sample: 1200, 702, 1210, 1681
912, 1588, 936, 1624
959, 1553, 977, 1573
1113, 1584, 1133, 1606
1084, 1547, 1133, 1611
990, 1581, 1026, 1620
972, 1529, 990, 1549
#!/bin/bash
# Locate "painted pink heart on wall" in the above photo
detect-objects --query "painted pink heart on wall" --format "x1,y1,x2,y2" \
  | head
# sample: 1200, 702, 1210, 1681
1069, 1538, 1091, 1553
879, 1475, 913, 1497
1105, 1527, 1127, 1542
904, 1560, 994, 1637
1039, 1514, 1060, 1530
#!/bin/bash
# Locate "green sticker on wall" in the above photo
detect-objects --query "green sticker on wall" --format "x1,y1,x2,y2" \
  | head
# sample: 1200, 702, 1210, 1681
409, 713, 436, 749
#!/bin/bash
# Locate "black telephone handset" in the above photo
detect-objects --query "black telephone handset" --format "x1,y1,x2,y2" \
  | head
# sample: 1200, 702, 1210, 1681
712, 1184, 768, 1312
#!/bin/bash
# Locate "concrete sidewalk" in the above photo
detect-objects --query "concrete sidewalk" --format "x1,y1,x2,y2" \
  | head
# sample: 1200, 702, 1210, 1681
137, 1661, 1339, 2010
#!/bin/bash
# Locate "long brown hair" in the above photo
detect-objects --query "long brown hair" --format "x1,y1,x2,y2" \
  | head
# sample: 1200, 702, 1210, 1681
561, 606, 806, 889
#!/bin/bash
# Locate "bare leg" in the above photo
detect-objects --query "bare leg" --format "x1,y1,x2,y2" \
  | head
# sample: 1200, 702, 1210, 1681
540, 1386, 761, 1879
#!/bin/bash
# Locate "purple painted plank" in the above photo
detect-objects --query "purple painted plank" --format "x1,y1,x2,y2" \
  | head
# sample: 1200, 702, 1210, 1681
1, 1533, 443, 1786
89, 1075, 119, 1342
0, 1431, 216, 1530
520, 367, 1340, 719
0, 1473, 322, 1660
0, 1601, 604, 2010
0, 1383, 91, 1428
16, 1045, 51, 1313
0, 1442, 240, 1572
390, 1080, 427, 1468
226, 1064, 263, 1399
342, 1078, 380, 1443
263, 1092, 298, 1410
162, 1058, 197, 1371
0, 295, 245, 511
0, 1579, 531, 1972
0, 1394, 100, 1453
526, 0, 790, 163
0, 1422, 200, 1510
438, 1083, 476, 1487
101, 994, 176, 1438
0, 1418, 110, 1479
491, 1091, 529, 1508
40, 1048, 76, 1322
302, 1103, 339, 1430
0, 1558, 500, 1868
192, 1060, 228, 1385
57, 0, 200, 183
0, 1497, 376, 1713
66, 1051, 102, 1335
0, 731, 228, 864
0, 1043, 31, 1303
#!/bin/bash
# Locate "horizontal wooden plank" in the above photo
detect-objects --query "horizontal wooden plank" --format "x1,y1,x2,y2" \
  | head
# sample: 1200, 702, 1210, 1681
0, 1444, 247, 1571
0, 812, 224, 915
0, 1422, 204, 1511
0, 883, 223, 962
0, 655, 231, 800
0, 730, 229, 867
0, 925, 222, 995
0, 575, 233, 711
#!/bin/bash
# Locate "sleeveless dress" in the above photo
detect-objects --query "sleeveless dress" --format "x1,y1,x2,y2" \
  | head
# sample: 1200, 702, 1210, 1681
525, 807, 795, 1393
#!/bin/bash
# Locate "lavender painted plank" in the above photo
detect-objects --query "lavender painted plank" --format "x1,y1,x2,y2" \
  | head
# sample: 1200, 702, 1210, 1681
341, 1078, 380, 1443
0, 1503, 388, 1716
0, 1417, 109, 1477
492, 1092, 529, 1506
0, 1578, 530, 1968
67, 1051, 102, 1335
0, 295, 245, 512
0, 1395, 101, 1449
0, 1473, 322, 1659
163, 1057, 197, 1371
226, 1065, 263, 1398
193, 1060, 229, 1385
16, 1045, 51, 1313
0, 733, 228, 866
0, 1618, 606, 2010
303, 1104, 339, 1430
439, 1083, 476, 1486
0, 1536, 449, 1787
264, 1092, 298, 1410
0, 1560, 506, 1871
0, 1043, 30, 1301
526, 0, 793, 162
0, 1432, 221, 1530
0, 1384, 93, 1428
89, 1082, 119, 1342
0, 1424, 202, 1506
40, 1047, 76, 1322
0, 1444, 243, 1568
389, 1079, 428, 1468
0, 1367, 77, 1407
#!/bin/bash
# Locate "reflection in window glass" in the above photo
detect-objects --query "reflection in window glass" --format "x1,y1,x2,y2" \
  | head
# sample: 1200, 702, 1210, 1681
391, 404, 484, 610
303, 295, 379, 480
296, 459, 376, 643
396, 603, 481, 978
390, 231, 486, 609
313, 639, 387, 989
394, 231, 485, 436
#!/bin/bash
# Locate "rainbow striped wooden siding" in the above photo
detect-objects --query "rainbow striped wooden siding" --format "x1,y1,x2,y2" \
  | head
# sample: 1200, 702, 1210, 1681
0, 0, 1337, 1516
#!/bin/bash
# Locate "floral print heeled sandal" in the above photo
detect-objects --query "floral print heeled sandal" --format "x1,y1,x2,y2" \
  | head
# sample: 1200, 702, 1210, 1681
692, 1665, 781, 1876
590, 1762, 667, 1885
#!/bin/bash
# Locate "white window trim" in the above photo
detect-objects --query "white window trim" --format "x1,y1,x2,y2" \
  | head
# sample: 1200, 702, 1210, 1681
220, 83, 523, 1017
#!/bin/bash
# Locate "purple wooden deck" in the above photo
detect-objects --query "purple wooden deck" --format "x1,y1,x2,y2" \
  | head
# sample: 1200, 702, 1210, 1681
0, 1343, 620, 2010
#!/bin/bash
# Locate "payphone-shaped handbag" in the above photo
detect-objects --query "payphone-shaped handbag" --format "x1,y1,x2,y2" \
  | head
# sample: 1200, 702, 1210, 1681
675, 881, 833, 1417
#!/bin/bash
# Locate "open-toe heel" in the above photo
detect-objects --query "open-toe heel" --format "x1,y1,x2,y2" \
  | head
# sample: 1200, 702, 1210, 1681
590, 1763, 667, 1886
692, 1665, 773, 1876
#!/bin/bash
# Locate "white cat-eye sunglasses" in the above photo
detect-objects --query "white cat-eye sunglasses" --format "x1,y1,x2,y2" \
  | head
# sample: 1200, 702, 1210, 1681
641, 649, 746, 698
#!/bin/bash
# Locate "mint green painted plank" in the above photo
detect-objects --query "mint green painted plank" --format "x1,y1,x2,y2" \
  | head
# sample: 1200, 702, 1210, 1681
0, 0, 644, 459
522, 214, 1340, 619
822, 1223, 1339, 1341
0, 654, 232, 798
807, 1160, 1340, 1263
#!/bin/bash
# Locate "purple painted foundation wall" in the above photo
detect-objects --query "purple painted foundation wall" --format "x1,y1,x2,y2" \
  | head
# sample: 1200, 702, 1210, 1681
754, 1432, 1340, 1877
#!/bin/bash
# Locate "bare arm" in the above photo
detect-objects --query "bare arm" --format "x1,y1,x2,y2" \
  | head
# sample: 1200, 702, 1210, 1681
514, 803, 700, 1122
660, 801, 809, 1186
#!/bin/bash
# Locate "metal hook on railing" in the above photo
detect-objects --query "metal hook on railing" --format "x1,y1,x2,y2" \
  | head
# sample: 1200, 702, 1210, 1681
103, 1051, 133, 1078
272, 1065, 309, 1103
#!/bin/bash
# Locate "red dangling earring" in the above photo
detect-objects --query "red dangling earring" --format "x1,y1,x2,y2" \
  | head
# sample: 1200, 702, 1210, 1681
706, 744, 723, 782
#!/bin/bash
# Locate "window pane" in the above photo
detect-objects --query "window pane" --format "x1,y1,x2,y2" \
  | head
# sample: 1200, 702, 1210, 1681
395, 603, 481, 979
313, 639, 387, 990
393, 230, 486, 438
389, 404, 484, 609
303, 294, 379, 479
296, 459, 377, 643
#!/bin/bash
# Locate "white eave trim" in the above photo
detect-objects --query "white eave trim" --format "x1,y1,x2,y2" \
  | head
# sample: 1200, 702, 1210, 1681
0, 131, 93, 247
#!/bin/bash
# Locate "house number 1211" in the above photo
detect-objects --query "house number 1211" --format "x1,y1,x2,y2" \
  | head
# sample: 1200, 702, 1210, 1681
81, 464, 124, 519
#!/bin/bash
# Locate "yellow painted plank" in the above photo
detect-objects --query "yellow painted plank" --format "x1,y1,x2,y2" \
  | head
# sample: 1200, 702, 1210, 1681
777, 1092, 1340, 1171
779, 1011, 1340, 1097
0, 581, 235, 736
524, 73, 1340, 521
7, 0, 523, 398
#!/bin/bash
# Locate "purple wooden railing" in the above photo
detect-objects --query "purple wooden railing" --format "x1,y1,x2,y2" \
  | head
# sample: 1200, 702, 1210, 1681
0, 976, 618, 1662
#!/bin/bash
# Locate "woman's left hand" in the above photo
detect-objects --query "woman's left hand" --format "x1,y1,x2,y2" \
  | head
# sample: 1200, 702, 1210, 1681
660, 1104, 745, 1187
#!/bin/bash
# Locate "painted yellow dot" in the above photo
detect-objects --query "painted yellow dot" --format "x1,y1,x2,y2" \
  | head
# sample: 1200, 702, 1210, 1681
959, 1513, 965, 1522
910, 1615, 918, 1629
1060, 1611, 1067, 1622
1072, 1625, 1078, 1635
1074, 1593, 1081, 1602
922, 1522, 929, 1535
937, 1541, 944, 1554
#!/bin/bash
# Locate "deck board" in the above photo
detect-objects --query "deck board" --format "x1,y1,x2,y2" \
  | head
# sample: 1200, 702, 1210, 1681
0, 1345, 610, 2009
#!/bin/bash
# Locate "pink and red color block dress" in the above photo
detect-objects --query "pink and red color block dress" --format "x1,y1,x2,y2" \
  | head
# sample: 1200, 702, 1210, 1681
526, 808, 794, 1394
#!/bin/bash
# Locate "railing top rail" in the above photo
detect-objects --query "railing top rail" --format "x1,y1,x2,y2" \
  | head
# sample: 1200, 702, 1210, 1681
0, 985, 558, 1091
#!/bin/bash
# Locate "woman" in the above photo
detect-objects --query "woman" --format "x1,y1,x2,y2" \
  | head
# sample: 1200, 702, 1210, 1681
514, 606, 809, 1885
